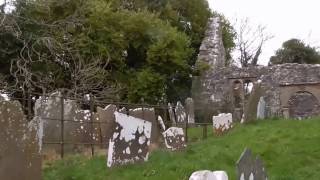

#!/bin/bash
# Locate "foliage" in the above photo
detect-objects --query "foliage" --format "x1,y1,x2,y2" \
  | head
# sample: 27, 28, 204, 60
269, 38, 320, 65
44, 118, 320, 180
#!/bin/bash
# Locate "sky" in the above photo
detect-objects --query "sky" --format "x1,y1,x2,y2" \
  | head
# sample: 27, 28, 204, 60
208, 0, 320, 65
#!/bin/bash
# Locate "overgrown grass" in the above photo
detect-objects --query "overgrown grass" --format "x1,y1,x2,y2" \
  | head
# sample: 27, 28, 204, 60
43, 118, 320, 180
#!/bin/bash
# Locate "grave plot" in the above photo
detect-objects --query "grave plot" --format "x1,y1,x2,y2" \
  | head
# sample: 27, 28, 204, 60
107, 112, 152, 167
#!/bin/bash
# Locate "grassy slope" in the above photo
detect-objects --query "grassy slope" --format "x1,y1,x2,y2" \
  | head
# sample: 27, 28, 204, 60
43, 119, 320, 180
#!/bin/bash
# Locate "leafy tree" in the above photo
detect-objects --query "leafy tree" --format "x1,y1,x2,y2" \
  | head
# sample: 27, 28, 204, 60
269, 39, 320, 65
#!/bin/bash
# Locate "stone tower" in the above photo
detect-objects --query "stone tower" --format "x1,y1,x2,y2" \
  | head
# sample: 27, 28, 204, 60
197, 17, 226, 71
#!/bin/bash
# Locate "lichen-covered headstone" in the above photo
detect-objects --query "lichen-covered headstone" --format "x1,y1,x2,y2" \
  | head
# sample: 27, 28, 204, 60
97, 105, 117, 146
212, 113, 233, 135
157, 116, 166, 131
185, 98, 195, 124
129, 108, 160, 144
162, 127, 186, 151
175, 101, 186, 124
189, 170, 228, 180
257, 97, 266, 119
107, 112, 152, 167
0, 101, 42, 180
168, 103, 176, 125
236, 148, 267, 180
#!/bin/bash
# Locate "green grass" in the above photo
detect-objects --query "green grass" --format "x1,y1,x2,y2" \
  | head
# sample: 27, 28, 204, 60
43, 118, 320, 180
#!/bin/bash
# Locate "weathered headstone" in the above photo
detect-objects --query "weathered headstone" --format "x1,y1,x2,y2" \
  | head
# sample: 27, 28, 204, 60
0, 101, 42, 180
107, 112, 152, 167
236, 148, 267, 180
168, 103, 177, 125
129, 108, 160, 144
175, 101, 186, 124
97, 105, 117, 146
185, 98, 195, 124
212, 113, 233, 135
257, 97, 266, 119
162, 127, 186, 151
189, 170, 228, 180
157, 116, 166, 131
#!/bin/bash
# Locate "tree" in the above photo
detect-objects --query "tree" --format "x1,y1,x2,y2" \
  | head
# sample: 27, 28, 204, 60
0, 0, 194, 104
269, 39, 320, 65
234, 18, 273, 67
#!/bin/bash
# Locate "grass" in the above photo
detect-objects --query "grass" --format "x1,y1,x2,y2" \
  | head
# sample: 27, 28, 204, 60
43, 118, 320, 180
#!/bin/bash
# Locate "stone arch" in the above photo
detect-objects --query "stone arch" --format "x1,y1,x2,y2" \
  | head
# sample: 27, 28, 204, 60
232, 80, 243, 108
288, 91, 320, 119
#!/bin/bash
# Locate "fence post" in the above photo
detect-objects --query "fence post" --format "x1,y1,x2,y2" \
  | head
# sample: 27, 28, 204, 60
185, 111, 188, 143
202, 124, 208, 140
90, 94, 95, 157
60, 94, 64, 159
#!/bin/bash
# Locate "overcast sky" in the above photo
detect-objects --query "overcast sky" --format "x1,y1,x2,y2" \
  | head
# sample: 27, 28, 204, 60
208, 0, 320, 65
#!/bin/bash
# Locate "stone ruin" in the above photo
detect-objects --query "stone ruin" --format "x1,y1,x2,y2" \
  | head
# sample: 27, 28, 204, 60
0, 100, 42, 180
192, 17, 320, 121
107, 112, 152, 167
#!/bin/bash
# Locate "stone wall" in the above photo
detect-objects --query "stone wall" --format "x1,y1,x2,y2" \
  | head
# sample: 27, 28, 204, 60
192, 63, 320, 120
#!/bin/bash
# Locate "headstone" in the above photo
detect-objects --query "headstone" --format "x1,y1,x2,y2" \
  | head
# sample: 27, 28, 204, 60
189, 170, 228, 180
129, 108, 160, 144
162, 127, 186, 151
107, 112, 152, 167
236, 148, 267, 180
157, 116, 166, 131
0, 101, 42, 180
97, 105, 117, 146
118, 107, 127, 114
257, 97, 266, 119
212, 113, 233, 135
175, 101, 186, 124
168, 103, 177, 125
185, 98, 195, 124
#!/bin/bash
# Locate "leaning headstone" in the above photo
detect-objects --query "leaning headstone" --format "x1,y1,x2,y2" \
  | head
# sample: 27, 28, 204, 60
0, 101, 42, 180
168, 103, 177, 125
189, 170, 228, 180
185, 98, 195, 124
97, 105, 117, 146
236, 148, 267, 180
212, 113, 233, 135
257, 97, 266, 119
129, 108, 160, 144
157, 116, 166, 131
175, 101, 187, 124
107, 112, 152, 167
162, 127, 186, 151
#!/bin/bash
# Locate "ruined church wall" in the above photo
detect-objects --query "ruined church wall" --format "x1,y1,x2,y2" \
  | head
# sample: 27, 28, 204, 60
192, 63, 320, 120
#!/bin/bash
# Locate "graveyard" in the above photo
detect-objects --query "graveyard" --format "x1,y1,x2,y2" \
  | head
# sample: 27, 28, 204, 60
43, 118, 320, 180
1, 1, 320, 180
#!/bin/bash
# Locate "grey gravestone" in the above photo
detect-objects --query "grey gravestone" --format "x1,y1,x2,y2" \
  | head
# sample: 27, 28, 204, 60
0, 101, 42, 180
34, 92, 99, 154
157, 116, 166, 131
236, 148, 267, 180
162, 127, 186, 151
97, 105, 117, 146
168, 103, 177, 125
185, 98, 195, 124
129, 108, 160, 144
107, 112, 152, 167
175, 101, 186, 124
257, 97, 266, 119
